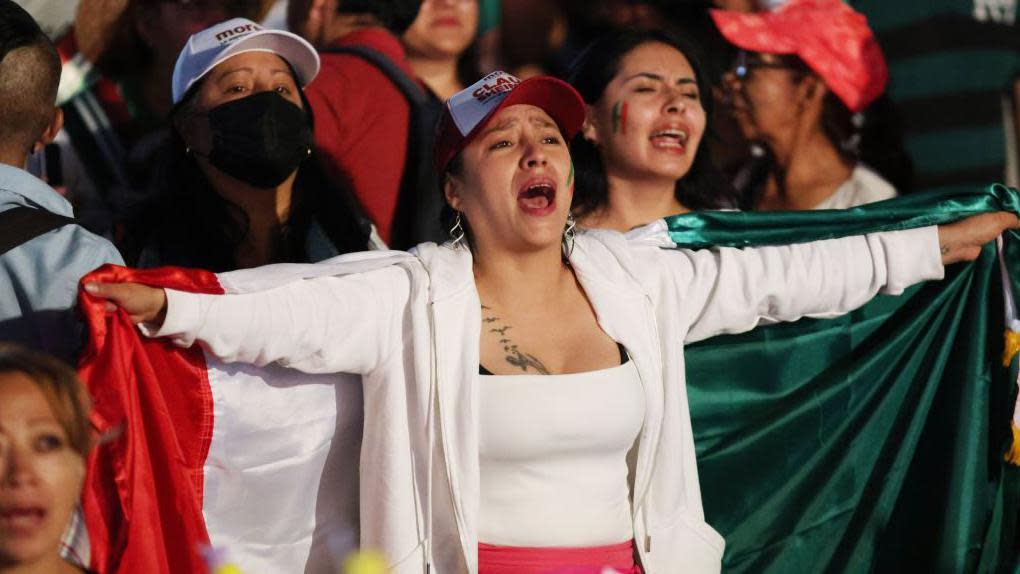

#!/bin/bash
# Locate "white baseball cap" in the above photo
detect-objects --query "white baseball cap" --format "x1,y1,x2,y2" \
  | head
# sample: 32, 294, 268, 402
171, 18, 320, 105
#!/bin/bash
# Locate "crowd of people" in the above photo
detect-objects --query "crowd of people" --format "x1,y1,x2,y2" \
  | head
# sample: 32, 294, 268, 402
1, 0, 1019, 573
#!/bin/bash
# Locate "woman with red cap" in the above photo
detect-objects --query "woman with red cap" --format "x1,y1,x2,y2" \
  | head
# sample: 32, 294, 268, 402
715, 0, 911, 210
85, 63, 1016, 573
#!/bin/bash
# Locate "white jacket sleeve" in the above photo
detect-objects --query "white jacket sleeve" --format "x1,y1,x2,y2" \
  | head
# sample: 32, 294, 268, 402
674, 226, 944, 344
144, 267, 411, 374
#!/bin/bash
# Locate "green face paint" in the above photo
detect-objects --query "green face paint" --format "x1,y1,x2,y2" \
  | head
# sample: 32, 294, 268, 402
612, 101, 628, 135
568, 161, 574, 186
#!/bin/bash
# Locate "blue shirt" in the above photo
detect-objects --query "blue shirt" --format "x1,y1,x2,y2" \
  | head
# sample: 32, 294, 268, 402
0, 163, 124, 363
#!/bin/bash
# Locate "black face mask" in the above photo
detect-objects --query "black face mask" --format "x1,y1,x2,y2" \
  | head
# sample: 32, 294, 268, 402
202, 91, 313, 188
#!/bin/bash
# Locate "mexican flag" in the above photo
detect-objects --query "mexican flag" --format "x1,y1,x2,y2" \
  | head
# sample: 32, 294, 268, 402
673, 185, 1020, 572
77, 186, 1020, 573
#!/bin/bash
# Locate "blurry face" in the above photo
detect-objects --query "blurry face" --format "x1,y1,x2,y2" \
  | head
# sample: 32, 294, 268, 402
0, 373, 84, 567
723, 51, 808, 147
137, 1, 247, 67
586, 42, 706, 184
193, 51, 303, 111
446, 104, 572, 254
287, 0, 339, 49
403, 0, 479, 60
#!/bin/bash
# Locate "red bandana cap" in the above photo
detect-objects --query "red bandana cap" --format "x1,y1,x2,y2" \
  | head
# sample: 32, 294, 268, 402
710, 0, 888, 113
434, 71, 586, 173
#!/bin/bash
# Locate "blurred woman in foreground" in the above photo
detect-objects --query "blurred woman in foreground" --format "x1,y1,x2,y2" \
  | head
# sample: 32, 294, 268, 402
0, 344, 92, 574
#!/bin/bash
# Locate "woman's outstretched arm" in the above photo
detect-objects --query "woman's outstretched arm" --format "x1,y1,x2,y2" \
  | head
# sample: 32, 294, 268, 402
659, 211, 1019, 344
85, 266, 413, 374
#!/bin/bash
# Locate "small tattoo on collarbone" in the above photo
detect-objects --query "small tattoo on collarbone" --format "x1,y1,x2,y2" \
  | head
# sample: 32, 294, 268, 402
481, 304, 551, 375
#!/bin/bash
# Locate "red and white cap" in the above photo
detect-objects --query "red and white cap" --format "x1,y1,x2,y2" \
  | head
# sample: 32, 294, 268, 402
434, 71, 586, 173
711, 0, 887, 112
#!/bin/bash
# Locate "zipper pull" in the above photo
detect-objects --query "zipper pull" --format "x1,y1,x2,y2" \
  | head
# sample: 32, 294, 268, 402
645, 535, 652, 553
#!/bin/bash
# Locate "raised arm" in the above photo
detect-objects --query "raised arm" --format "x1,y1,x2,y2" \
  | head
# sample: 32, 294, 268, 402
85, 266, 412, 374
668, 212, 1018, 344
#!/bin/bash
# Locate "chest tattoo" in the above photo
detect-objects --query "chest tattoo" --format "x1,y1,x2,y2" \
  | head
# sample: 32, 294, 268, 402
481, 305, 551, 375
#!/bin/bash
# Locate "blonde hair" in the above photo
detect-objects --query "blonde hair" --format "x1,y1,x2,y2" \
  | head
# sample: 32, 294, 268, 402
0, 344, 92, 457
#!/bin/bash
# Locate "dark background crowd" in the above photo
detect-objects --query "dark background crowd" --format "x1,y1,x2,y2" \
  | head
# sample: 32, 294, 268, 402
12, 0, 1020, 263
8, 1, 1020, 268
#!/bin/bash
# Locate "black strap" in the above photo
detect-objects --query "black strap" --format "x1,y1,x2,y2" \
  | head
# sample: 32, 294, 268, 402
0, 206, 77, 255
479, 344, 630, 376
319, 45, 447, 248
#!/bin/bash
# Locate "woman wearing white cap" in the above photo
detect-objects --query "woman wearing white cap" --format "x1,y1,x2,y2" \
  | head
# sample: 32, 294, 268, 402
86, 62, 1017, 573
121, 18, 376, 272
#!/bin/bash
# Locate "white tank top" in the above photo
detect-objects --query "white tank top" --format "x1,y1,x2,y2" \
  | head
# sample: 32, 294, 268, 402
478, 359, 644, 547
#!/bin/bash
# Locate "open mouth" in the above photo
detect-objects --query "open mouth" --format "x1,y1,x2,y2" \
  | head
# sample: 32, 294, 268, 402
517, 179, 557, 215
0, 506, 46, 534
650, 127, 690, 151
432, 16, 462, 27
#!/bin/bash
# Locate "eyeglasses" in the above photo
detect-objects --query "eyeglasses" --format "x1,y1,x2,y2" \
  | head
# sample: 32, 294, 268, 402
731, 51, 795, 79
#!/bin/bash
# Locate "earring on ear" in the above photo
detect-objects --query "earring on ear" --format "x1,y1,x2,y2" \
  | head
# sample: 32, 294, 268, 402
449, 211, 466, 248
561, 213, 577, 261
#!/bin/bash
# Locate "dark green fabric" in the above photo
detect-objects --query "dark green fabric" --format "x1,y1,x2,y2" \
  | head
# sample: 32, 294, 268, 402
667, 185, 1020, 573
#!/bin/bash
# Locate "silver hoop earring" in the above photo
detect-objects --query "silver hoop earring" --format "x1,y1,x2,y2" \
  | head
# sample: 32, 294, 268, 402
562, 213, 576, 261
450, 211, 466, 248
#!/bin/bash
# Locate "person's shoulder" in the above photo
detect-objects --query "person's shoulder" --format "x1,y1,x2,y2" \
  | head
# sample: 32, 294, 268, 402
66, 226, 124, 267
0, 166, 74, 214
14, 223, 124, 277
573, 229, 663, 287
850, 164, 898, 202
575, 222, 680, 262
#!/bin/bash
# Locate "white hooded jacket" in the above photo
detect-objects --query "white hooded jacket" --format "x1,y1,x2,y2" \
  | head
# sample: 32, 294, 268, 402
152, 225, 943, 573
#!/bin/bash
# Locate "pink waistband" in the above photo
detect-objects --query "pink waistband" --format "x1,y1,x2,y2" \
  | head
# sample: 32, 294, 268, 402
478, 539, 641, 574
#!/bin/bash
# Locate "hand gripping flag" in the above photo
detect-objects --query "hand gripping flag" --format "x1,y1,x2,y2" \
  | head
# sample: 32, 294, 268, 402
77, 253, 415, 574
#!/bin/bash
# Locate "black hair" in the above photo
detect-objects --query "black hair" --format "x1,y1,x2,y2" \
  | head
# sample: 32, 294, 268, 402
0, 0, 61, 152
565, 28, 740, 219
0, 0, 52, 66
338, 0, 422, 35
122, 75, 370, 271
